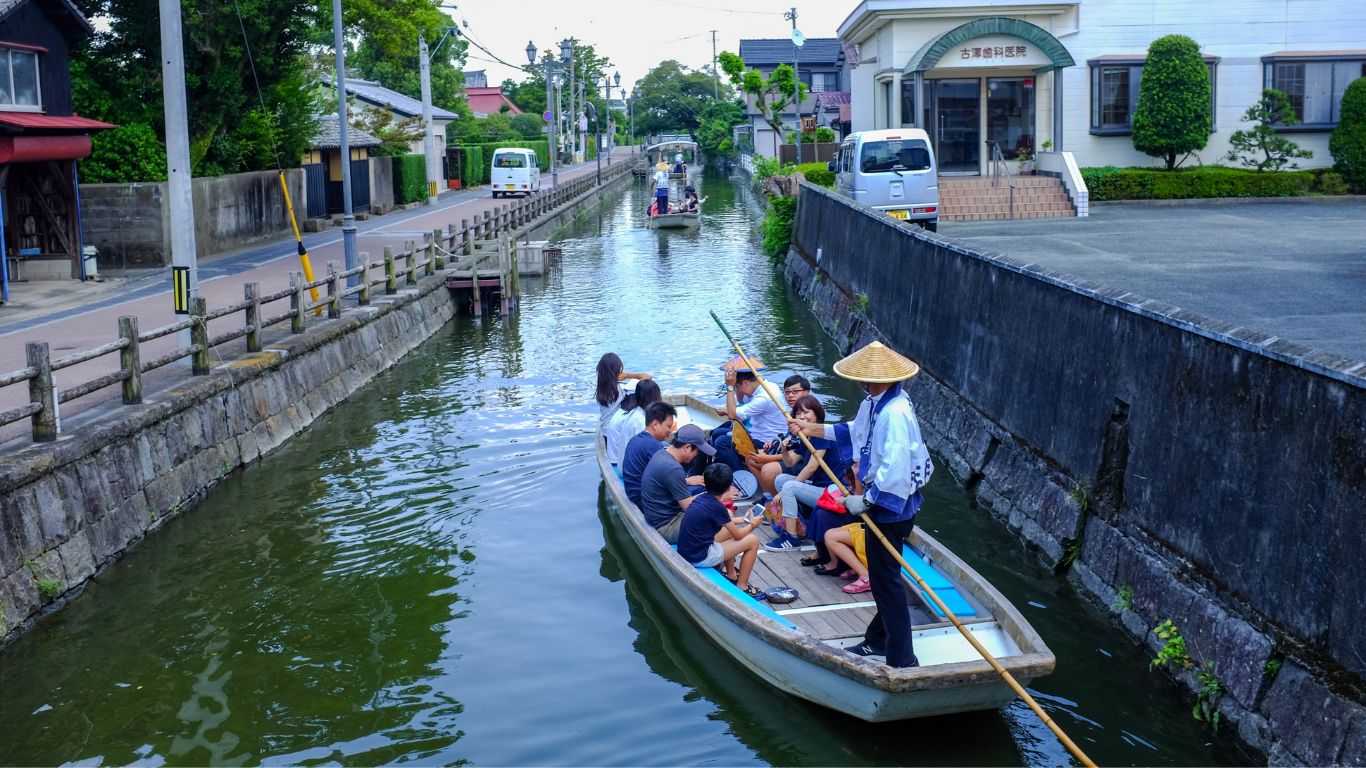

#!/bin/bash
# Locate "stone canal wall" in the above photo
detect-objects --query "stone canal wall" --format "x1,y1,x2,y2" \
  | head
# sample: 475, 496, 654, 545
0, 273, 455, 646
786, 181, 1365, 764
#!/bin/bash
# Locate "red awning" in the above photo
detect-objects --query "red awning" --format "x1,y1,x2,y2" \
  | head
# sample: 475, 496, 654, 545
0, 135, 93, 163
0, 113, 115, 132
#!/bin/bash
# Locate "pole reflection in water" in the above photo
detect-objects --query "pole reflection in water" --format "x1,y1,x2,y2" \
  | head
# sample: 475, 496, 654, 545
0, 170, 1247, 767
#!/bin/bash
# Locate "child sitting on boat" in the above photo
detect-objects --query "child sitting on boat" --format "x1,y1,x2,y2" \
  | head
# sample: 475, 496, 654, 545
676, 463, 765, 599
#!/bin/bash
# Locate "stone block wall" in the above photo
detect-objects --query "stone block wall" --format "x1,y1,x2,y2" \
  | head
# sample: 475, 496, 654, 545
786, 182, 1366, 764
79, 182, 169, 269
0, 273, 454, 645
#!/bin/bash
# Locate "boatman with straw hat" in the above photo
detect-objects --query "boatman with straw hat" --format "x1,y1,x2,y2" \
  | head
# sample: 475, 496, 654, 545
790, 340, 934, 667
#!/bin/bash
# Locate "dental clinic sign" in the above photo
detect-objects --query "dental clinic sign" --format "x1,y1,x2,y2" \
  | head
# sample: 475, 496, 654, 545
939, 35, 1052, 68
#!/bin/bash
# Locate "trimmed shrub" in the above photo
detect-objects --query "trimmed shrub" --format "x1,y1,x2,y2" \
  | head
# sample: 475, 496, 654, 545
1225, 89, 1313, 171
1329, 78, 1366, 191
1316, 171, 1350, 196
1081, 166, 1315, 201
793, 161, 835, 187
1131, 35, 1212, 169
462, 146, 485, 188
761, 194, 799, 258
391, 153, 427, 204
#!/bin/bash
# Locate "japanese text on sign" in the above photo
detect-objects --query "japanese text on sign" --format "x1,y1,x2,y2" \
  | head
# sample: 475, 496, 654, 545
960, 45, 1028, 60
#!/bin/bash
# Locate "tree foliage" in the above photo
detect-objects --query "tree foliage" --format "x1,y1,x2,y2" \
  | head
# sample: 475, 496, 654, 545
695, 99, 745, 158
1131, 34, 1211, 169
630, 59, 724, 137
321, 0, 466, 111
352, 106, 423, 156
718, 51, 806, 155
1225, 89, 1312, 171
1329, 77, 1366, 191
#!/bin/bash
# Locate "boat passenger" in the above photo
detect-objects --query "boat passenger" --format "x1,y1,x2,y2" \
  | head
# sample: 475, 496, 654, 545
638, 424, 713, 544
672, 153, 687, 174
680, 189, 707, 213
606, 380, 663, 466
790, 341, 933, 668
652, 162, 671, 217
766, 394, 854, 553
677, 463, 765, 599
825, 523, 871, 594
749, 375, 812, 491
713, 367, 790, 472
622, 401, 678, 507
595, 352, 653, 432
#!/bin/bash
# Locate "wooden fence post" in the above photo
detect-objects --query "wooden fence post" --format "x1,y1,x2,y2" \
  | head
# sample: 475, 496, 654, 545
432, 229, 445, 271
461, 219, 472, 256
384, 246, 397, 294
291, 271, 306, 333
358, 253, 371, 305
190, 297, 210, 375
244, 282, 261, 352
118, 316, 142, 404
26, 341, 56, 442
425, 233, 436, 276
405, 240, 417, 286
327, 261, 341, 318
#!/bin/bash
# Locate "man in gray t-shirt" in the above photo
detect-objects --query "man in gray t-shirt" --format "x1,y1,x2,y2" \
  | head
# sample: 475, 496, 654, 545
638, 424, 714, 543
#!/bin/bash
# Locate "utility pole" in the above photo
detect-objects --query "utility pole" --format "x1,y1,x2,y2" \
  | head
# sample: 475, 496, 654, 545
419, 32, 438, 206
158, 0, 198, 343
332, 0, 358, 285
711, 30, 719, 98
785, 7, 802, 165
530, 42, 559, 188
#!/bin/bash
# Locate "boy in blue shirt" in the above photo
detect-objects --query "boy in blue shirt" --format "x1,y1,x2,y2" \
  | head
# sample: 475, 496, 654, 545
676, 463, 765, 599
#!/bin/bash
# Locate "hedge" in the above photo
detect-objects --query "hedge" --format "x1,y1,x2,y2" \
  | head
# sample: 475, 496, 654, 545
793, 161, 835, 187
391, 153, 427, 204
1080, 165, 1318, 201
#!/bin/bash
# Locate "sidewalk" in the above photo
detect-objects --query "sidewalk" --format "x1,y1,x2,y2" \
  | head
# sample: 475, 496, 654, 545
0, 148, 636, 443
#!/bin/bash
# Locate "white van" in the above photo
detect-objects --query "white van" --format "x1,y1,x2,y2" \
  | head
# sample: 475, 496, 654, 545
490, 148, 541, 198
830, 129, 939, 231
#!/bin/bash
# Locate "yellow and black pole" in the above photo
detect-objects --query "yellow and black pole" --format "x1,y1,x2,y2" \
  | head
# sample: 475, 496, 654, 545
278, 171, 321, 314
709, 311, 1098, 768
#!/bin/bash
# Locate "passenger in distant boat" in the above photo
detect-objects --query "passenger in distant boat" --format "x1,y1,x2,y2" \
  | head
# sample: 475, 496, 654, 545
790, 341, 933, 668
595, 352, 653, 433
652, 162, 671, 216
712, 364, 790, 472
606, 380, 663, 466
638, 424, 713, 544
680, 188, 707, 213
765, 394, 855, 553
622, 401, 678, 507
677, 463, 765, 599
672, 153, 687, 174
749, 375, 813, 492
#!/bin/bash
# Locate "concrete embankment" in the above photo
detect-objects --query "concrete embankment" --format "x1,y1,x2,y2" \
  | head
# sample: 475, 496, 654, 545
785, 181, 1365, 764
0, 161, 637, 648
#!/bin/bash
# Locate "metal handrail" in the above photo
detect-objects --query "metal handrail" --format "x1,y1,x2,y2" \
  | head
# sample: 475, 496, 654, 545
987, 140, 1016, 220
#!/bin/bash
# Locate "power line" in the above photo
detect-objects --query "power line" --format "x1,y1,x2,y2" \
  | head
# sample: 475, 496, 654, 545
648, 0, 775, 15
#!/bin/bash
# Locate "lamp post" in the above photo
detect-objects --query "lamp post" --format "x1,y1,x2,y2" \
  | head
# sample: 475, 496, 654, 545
589, 73, 601, 183
627, 90, 635, 154
559, 38, 575, 164
529, 41, 559, 188
611, 70, 621, 163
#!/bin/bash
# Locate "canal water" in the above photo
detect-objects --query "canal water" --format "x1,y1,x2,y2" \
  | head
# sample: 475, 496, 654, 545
0, 172, 1249, 766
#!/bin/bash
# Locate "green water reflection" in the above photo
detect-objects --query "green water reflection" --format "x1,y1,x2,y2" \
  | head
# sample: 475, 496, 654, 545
0, 170, 1248, 766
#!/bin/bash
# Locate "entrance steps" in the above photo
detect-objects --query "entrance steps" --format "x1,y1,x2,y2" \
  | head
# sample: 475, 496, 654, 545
939, 176, 1075, 221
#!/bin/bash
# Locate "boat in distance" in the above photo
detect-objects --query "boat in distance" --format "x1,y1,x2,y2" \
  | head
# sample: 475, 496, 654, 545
595, 394, 1055, 722
647, 212, 701, 229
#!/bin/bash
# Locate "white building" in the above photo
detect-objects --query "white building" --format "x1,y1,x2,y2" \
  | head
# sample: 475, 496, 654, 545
838, 0, 1366, 174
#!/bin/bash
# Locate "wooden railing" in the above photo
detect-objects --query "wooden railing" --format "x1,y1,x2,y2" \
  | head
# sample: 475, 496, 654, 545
0, 157, 641, 445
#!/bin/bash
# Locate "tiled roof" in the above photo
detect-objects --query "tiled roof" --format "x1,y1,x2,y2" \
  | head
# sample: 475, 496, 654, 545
0, 113, 113, 132
465, 86, 523, 117
309, 113, 382, 149
0, 0, 94, 38
739, 37, 844, 67
322, 75, 459, 121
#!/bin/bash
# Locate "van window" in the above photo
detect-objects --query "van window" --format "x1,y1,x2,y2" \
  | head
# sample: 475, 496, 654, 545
495, 154, 526, 168
859, 139, 931, 173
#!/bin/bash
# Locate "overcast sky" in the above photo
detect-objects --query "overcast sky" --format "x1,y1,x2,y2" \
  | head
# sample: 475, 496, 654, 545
452, 0, 855, 95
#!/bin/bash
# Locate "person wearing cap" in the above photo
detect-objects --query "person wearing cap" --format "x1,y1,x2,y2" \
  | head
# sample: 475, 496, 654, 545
790, 341, 934, 668
638, 423, 714, 544
652, 162, 671, 215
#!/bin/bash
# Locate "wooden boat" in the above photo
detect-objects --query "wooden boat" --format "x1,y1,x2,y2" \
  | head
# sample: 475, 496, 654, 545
596, 394, 1055, 722
647, 211, 701, 229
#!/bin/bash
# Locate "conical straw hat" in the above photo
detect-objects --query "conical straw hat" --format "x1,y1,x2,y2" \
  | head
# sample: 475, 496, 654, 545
721, 353, 765, 373
655, 161, 669, 170
833, 341, 920, 383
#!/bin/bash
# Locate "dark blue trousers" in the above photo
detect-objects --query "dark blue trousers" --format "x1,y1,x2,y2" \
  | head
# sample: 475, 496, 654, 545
654, 189, 670, 213
707, 421, 745, 472
861, 515, 918, 667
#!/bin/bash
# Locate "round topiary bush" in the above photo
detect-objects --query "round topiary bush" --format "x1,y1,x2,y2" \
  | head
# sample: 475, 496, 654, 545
1131, 34, 1212, 169
1329, 77, 1366, 192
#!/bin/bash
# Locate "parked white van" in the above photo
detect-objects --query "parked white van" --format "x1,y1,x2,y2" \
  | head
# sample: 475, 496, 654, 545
490, 148, 541, 198
829, 129, 939, 231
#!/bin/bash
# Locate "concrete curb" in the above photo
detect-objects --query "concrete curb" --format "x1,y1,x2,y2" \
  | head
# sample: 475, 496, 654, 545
1093, 194, 1366, 207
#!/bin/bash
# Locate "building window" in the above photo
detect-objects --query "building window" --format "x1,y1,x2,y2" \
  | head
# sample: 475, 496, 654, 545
1265, 57, 1366, 129
1089, 58, 1217, 135
810, 72, 839, 93
0, 48, 41, 109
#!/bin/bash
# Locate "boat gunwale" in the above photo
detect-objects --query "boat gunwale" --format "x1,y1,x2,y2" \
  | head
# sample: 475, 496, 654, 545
595, 397, 1054, 694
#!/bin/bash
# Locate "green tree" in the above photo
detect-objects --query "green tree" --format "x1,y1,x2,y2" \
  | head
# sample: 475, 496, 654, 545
353, 105, 423, 156
80, 123, 168, 183
510, 112, 546, 140
502, 75, 547, 115
695, 99, 744, 158
631, 59, 724, 136
322, 0, 467, 112
452, 111, 520, 144
72, 0, 319, 180
718, 51, 806, 156
1131, 34, 1211, 169
1225, 89, 1313, 171
1329, 77, 1366, 191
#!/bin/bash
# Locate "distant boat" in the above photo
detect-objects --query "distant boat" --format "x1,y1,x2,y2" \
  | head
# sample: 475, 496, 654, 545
647, 211, 701, 229
596, 394, 1055, 722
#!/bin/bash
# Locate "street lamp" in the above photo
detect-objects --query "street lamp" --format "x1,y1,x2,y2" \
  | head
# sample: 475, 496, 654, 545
627, 90, 634, 153
528, 41, 559, 188
589, 73, 602, 182
559, 38, 577, 163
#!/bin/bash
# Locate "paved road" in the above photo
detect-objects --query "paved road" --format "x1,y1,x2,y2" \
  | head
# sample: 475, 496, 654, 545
0, 149, 636, 443
941, 199, 1366, 362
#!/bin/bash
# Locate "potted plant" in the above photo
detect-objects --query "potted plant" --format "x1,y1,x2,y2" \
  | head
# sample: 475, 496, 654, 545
1016, 145, 1035, 174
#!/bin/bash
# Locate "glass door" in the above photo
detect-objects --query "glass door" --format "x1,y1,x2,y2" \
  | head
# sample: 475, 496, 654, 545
987, 77, 1035, 159
932, 79, 981, 174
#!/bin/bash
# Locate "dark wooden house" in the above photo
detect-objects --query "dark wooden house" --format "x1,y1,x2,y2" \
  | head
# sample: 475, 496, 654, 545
0, 0, 111, 303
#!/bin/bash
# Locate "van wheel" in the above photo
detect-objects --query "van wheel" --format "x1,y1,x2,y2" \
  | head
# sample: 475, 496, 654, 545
492, 191, 501, 199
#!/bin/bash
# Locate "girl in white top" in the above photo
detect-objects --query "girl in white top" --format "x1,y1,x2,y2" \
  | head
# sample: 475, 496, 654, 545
595, 352, 652, 431
605, 379, 662, 465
